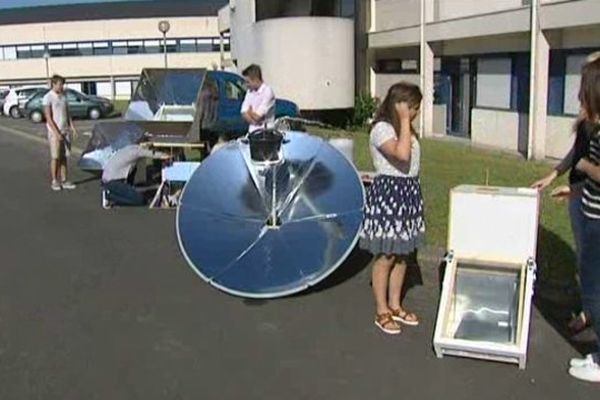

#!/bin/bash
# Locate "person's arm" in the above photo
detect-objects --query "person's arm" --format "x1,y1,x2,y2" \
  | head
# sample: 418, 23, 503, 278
43, 98, 63, 141
138, 145, 171, 160
377, 103, 412, 163
576, 158, 600, 183
240, 93, 259, 125
250, 87, 275, 123
531, 146, 575, 190
67, 103, 78, 139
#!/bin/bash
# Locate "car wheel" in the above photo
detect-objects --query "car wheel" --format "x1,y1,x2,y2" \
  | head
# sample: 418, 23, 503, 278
10, 106, 21, 119
88, 107, 101, 120
30, 110, 43, 123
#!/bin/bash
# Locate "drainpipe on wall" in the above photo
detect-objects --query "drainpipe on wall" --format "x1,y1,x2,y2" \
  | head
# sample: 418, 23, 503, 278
527, 0, 539, 160
419, 0, 426, 138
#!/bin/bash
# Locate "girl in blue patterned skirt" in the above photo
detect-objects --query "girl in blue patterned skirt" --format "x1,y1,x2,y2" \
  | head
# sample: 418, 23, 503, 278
360, 82, 425, 335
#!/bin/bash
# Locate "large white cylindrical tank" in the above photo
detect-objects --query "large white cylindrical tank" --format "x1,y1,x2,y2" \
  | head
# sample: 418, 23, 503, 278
238, 17, 355, 111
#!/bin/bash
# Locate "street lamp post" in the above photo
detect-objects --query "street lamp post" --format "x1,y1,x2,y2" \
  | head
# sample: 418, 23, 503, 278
158, 20, 171, 69
43, 51, 50, 85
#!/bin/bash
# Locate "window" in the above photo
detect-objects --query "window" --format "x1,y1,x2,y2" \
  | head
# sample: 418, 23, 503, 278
30, 45, 45, 58
62, 43, 80, 57
112, 41, 128, 55
144, 40, 160, 54
164, 39, 178, 53
375, 59, 418, 73
180, 39, 197, 53
48, 44, 62, 57
190, 38, 211, 52
82, 82, 97, 96
115, 81, 132, 97
16, 45, 31, 59
66, 90, 81, 102
224, 79, 246, 100
93, 42, 111, 56
564, 54, 587, 115
127, 41, 144, 55
3, 46, 16, 60
476, 58, 512, 109
78, 43, 93, 56
96, 82, 112, 97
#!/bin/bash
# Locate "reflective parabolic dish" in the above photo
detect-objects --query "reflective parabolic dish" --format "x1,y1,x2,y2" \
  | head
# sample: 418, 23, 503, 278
176, 131, 365, 298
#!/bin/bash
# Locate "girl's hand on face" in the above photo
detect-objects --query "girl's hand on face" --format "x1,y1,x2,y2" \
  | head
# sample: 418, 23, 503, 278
395, 102, 412, 122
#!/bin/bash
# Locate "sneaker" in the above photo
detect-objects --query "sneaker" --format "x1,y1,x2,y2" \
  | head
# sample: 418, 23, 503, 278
51, 181, 61, 191
570, 353, 598, 368
569, 361, 600, 383
61, 181, 76, 190
101, 190, 112, 210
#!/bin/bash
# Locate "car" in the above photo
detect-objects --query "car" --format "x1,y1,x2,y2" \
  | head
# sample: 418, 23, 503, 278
3, 86, 46, 118
21, 88, 114, 123
0, 88, 9, 115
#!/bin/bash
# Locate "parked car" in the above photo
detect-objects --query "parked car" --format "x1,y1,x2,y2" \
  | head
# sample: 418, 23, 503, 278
3, 86, 46, 118
21, 89, 114, 123
0, 88, 9, 115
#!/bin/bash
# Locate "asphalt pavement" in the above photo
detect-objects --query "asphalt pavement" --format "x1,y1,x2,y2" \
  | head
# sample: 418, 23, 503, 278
0, 119, 596, 399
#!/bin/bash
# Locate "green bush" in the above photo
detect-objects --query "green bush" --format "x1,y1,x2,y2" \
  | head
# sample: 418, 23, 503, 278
350, 93, 378, 128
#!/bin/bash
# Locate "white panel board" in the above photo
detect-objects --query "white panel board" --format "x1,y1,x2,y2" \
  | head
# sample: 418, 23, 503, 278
476, 58, 512, 109
448, 186, 539, 263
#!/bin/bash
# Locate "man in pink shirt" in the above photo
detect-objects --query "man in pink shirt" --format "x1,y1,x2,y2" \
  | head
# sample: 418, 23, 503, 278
240, 64, 275, 133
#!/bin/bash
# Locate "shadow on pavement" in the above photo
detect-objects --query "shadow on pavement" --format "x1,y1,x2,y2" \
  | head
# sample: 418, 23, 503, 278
534, 226, 597, 355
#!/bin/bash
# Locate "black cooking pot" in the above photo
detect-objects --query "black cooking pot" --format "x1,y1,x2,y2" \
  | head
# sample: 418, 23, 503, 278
248, 128, 284, 162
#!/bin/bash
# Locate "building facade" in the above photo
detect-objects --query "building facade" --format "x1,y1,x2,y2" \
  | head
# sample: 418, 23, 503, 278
218, 0, 355, 112
0, 0, 229, 100
365, 0, 600, 159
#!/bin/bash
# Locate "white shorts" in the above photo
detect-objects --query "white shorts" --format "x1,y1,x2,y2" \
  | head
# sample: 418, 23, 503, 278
47, 131, 71, 160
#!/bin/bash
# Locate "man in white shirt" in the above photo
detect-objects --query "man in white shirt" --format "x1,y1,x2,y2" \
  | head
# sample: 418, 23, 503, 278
240, 64, 275, 133
101, 140, 171, 209
43, 75, 78, 191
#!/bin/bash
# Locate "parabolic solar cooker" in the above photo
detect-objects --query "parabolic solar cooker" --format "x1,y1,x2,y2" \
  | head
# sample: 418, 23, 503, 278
433, 185, 540, 369
176, 129, 365, 298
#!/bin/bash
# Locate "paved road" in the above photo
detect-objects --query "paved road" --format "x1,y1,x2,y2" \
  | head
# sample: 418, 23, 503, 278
0, 123, 596, 399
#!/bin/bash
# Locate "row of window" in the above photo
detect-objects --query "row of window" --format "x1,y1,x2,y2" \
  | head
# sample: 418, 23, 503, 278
0, 37, 230, 61
474, 52, 590, 116
378, 51, 594, 117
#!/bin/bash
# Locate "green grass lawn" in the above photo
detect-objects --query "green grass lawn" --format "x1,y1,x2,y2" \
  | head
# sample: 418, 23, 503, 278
112, 99, 129, 116
308, 127, 575, 285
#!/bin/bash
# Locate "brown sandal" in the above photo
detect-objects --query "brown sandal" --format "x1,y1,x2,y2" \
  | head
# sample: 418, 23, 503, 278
374, 312, 401, 335
390, 308, 420, 326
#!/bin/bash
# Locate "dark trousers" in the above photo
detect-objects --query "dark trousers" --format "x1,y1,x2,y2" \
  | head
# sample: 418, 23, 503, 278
579, 215, 600, 358
103, 180, 145, 206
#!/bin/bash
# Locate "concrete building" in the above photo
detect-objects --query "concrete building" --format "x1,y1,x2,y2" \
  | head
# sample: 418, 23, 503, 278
218, 0, 356, 114
0, 0, 229, 100
365, 0, 600, 159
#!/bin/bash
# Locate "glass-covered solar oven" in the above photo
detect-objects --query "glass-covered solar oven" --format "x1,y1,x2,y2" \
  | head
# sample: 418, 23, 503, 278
434, 185, 539, 369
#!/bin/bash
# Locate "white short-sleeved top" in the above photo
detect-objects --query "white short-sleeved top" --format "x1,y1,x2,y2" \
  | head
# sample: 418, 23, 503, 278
369, 121, 420, 177
240, 83, 276, 133
42, 90, 69, 132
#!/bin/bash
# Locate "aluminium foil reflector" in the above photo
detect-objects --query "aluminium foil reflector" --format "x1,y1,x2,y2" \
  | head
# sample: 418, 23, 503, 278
125, 68, 205, 122
78, 121, 145, 171
176, 131, 365, 298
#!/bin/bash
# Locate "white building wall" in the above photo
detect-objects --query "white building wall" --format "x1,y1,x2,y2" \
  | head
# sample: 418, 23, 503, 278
471, 109, 521, 151
435, 0, 528, 22
225, 1, 354, 110
546, 116, 576, 159
375, 0, 420, 31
